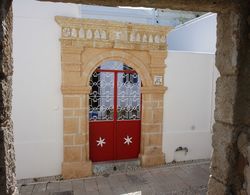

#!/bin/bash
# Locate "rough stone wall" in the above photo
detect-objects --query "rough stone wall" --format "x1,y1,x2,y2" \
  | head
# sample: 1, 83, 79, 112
234, 6, 250, 194
0, 0, 17, 194
208, 3, 250, 194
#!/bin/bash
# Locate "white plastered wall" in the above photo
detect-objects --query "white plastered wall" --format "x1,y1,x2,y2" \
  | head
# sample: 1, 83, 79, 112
12, 0, 80, 179
163, 51, 219, 163
167, 13, 217, 53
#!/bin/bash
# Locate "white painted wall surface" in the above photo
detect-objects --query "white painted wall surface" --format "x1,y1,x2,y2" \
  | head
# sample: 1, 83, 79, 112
13, 0, 80, 179
81, 5, 155, 24
167, 13, 217, 53
80, 5, 201, 27
163, 51, 219, 163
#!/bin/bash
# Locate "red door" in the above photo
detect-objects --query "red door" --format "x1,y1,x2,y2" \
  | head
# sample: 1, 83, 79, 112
89, 61, 141, 162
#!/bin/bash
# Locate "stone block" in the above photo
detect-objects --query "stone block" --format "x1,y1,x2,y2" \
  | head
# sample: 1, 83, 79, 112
235, 66, 250, 126
245, 148, 250, 195
64, 135, 74, 146
0, 5, 13, 78
149, 134, 162, 146
216, 12, 240, 76
80, 118, 88, 133
80, 95, 87, 108
214, 76, 238, 124
210, 122, 239, 184
81, 146, 87, 160
141, 134, 149, 147
75, 134, 86, 145
64, 118, 79, 133
0, 78, 12, 123
149, 50, 167, 67
61, 53, 81, 64
64, 146, 82, 162
128, 51, 150, 66
63, 96, 80, 108
153, 108, 163, 123
208, 176, 228, 195
62, 63, 81, 72
142, 110, 153, 123
158, 101, 164, 108
142, 124, 161, 133
237, 132, 249, 158
62, 72, 82, 85
151, 94, 164, 101
140, 153, 165, 167
62, 161, 92, 179
74, 109, 87, 117
63, 110, 74, 117
142, 94, 151, 101
143, 101, 158, 108
144, 146, 162, 155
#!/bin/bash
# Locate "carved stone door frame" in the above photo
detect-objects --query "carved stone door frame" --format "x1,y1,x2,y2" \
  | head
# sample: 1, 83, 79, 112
56, 16, 172, 179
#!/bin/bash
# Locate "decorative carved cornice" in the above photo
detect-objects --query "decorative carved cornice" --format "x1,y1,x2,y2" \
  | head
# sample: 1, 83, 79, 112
55, 16, 172, 51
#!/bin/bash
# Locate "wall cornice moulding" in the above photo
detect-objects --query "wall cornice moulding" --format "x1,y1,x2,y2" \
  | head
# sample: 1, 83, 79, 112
55, 16, 172, 51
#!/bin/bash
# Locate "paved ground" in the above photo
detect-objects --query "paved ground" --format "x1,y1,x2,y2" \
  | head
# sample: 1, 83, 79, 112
18, 161, 210, 195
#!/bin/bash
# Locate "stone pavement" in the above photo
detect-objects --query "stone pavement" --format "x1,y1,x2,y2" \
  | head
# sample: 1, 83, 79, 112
18, 161, 210, 195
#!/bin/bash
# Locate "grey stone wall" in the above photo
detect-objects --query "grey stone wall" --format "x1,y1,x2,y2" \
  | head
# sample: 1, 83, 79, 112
0, 0, 17, 194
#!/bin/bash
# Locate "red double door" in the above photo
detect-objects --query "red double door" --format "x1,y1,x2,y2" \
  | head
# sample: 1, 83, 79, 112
89, 63, 141, 162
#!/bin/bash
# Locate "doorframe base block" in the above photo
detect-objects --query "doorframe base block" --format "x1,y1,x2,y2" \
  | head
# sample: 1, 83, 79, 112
62, 161, 92, 179
139, 153, 165, 167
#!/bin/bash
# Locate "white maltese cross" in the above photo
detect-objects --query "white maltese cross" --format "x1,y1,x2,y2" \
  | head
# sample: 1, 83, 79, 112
124, 135, 133, 145
96, 137, 106, 147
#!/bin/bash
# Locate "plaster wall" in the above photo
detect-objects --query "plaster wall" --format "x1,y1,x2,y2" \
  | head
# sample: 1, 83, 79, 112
163, 51, 219, 162
167, 13, 217, 53
12, 0, 217, 179
80, 5, 155, 24
80, 5, 201, 27
12, 0, 80, 179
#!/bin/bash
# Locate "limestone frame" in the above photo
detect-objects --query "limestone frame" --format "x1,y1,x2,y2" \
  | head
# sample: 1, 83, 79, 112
83, 50, 153, 87
56, 16, 172, 178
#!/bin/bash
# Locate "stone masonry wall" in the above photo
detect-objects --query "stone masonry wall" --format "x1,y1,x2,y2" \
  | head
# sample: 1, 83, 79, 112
0, 0, 17, 194
208, 4, 250, 194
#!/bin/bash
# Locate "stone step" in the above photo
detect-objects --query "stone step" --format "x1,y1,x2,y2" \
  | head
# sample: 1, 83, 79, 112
93, 159, 140, 176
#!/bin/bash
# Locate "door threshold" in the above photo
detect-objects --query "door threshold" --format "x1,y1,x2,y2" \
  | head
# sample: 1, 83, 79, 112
92, 159, 140, 176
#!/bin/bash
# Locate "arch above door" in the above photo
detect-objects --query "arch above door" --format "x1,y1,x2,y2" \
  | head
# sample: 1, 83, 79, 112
56, 16, 172, 179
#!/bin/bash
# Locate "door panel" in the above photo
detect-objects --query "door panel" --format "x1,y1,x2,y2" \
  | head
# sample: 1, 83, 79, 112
89, 61, 141, 162
116, 120, 141, 160
89, 121, 115, 162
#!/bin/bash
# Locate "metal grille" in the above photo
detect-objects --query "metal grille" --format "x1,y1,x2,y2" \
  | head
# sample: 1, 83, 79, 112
117, 72, 141, 120
89, 71, 114, 121
89, 61, 141, 121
